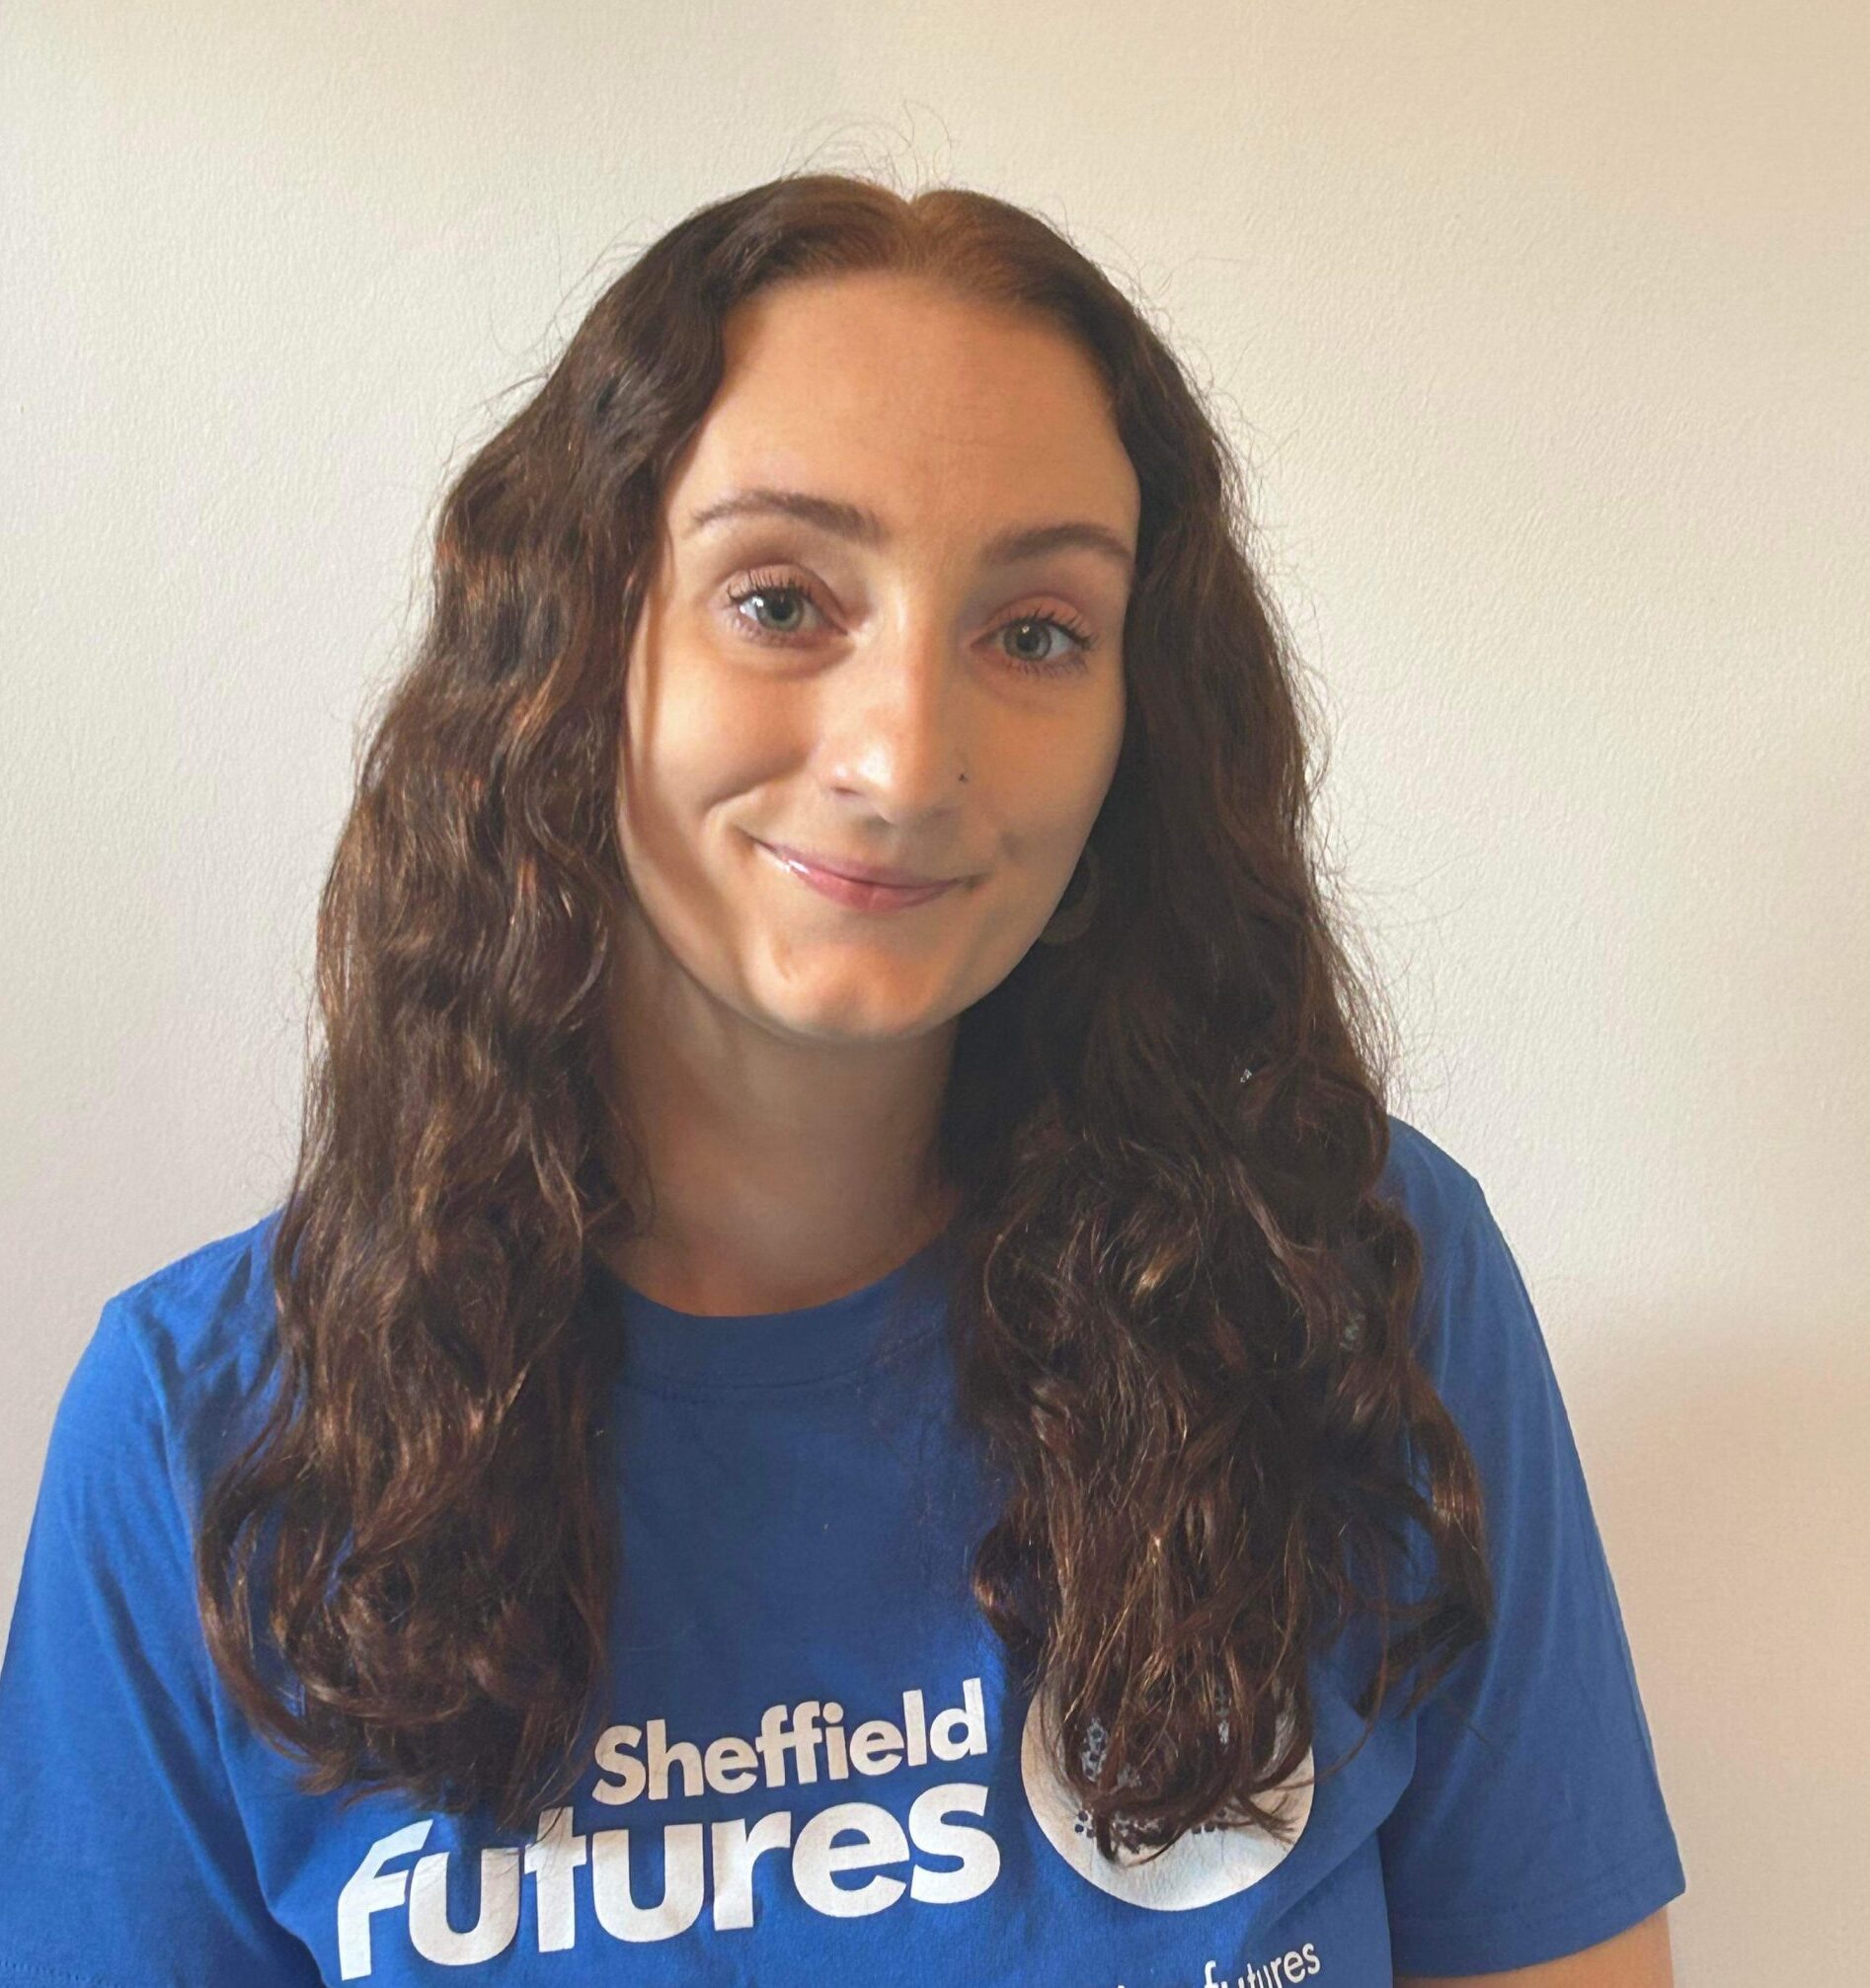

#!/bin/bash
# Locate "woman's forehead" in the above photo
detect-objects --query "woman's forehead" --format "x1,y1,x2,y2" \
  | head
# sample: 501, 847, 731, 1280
711, 274, 1112, 436
669, 282, 1138, 556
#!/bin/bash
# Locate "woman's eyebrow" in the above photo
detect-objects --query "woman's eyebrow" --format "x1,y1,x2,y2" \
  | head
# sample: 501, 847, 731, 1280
684, 486, 1135, 578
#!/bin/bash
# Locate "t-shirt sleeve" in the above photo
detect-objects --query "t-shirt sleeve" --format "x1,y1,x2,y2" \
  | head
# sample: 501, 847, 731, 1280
0, 1300, 323, 1987
1378, 1184, 1687, 1976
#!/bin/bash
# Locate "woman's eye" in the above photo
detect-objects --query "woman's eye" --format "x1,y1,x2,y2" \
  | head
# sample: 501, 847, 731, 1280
997, 615, 1094, 676
724, 576, 824, 642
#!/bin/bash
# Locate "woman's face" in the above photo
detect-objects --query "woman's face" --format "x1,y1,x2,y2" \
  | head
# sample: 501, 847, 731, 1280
615, 269, 1140, 1048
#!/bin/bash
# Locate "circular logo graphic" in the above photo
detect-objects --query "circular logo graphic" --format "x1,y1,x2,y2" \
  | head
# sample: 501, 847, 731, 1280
1018, 1679, 1312, 1910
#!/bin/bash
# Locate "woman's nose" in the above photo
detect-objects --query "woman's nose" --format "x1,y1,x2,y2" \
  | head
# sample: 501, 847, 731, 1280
818, 619, 972, 812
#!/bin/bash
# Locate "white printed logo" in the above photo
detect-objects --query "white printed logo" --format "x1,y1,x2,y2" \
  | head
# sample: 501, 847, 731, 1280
1018, 1679, 1312, 1911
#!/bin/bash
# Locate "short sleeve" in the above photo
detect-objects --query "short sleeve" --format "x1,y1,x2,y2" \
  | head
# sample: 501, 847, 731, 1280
0, 1301, 322, 1987
1379, 1187, 1687, 1976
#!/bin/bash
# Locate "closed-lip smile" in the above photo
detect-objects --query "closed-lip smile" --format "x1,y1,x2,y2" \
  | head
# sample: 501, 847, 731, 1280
757, 839, 958, 889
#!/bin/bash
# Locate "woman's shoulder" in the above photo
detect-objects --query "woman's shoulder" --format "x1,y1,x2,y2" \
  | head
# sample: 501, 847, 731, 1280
60, 1206, 288, 1519
1373, 1111, 1532, 1392
1376, 1109, 1488, 1254
99, 1204, 285, 1368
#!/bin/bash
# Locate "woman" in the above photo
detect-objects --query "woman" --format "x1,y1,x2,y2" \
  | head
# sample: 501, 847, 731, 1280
0, 173, 1683, 1985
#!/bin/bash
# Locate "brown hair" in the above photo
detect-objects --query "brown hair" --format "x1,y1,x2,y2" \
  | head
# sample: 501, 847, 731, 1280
195, 170, 1492, 1853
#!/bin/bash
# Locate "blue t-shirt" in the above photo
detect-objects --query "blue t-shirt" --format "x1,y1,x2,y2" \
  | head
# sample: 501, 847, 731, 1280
0, 1117, 1684, 1985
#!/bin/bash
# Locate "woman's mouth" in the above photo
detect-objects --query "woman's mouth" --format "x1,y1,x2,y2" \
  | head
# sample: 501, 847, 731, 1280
754, 839, 964, 913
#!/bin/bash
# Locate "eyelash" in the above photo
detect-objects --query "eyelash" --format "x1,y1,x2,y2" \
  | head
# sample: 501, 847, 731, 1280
721, 568, 1097, 676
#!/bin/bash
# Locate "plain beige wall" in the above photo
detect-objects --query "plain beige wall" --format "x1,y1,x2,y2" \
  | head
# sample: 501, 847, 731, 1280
4, 3, 1864, 1980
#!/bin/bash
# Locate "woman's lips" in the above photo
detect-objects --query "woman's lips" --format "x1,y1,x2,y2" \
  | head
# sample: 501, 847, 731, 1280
755, 839, 962, 913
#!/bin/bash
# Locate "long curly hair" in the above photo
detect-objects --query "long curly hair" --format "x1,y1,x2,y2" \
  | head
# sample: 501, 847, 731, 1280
195, 169, 1493, 1853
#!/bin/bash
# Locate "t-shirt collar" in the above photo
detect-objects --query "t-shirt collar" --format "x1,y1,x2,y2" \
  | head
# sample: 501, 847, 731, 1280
587, 1226, 956, 1392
